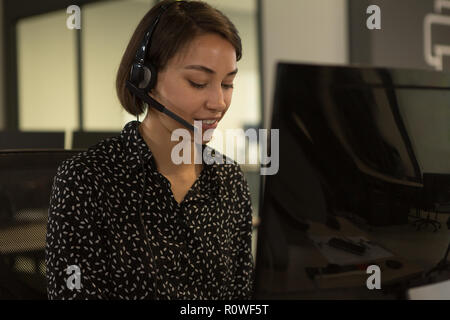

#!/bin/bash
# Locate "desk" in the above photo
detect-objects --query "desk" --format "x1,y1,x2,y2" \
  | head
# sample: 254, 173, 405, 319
255, 217, 425, 299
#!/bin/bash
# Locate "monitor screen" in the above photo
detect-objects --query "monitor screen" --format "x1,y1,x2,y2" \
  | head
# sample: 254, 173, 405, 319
254, 62, 450, 299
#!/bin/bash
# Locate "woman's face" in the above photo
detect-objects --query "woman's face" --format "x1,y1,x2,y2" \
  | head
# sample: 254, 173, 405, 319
148, 32, 237, 142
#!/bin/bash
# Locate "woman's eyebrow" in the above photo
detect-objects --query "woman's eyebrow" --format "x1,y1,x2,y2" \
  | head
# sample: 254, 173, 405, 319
184, 65, 238, 76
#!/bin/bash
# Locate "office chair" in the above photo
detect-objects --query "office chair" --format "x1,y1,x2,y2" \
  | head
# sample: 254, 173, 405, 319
412, 208, 441, 232
0, 131, 65, 150
412, 173, 450, 232
72, 131, 119, 149
0, 150, 81, 299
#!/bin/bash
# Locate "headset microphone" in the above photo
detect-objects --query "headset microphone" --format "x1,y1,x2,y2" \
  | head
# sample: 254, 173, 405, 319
126, 80, 196, 133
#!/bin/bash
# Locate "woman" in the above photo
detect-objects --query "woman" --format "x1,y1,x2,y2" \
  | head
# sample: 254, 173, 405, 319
45, 0, 254, 299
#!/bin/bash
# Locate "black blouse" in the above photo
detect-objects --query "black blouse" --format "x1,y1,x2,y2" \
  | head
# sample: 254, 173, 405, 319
45, 120, 254, 299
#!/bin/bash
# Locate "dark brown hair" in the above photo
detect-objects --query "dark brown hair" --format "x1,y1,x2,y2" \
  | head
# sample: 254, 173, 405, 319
116, 0, 242, 116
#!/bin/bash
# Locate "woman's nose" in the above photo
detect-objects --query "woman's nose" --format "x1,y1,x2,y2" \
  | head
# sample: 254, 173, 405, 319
206, 85, 227, 111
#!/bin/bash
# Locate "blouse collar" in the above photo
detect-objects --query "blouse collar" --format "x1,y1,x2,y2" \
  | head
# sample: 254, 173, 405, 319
121, 120, 223, 200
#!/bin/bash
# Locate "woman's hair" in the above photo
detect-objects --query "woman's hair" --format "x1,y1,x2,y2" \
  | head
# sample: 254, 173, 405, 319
116, 0, 242, 116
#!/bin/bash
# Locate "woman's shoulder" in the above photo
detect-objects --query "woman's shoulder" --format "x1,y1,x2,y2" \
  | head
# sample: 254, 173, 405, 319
57, 135, 125, 181
58, 121, 147, 179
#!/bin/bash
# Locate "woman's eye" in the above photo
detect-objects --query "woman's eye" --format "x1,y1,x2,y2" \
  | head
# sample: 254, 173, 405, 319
222, 84, 234, 90
189, 81, 206, 89
188, 81, 234, 90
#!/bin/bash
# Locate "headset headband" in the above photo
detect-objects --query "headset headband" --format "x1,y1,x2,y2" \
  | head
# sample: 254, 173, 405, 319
134, 1, 177, 64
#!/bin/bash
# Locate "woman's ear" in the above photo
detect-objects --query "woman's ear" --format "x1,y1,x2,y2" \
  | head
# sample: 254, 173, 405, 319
147, 87, 157, 100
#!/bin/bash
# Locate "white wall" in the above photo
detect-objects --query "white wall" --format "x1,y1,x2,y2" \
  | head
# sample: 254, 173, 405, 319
82, 0, 154, 131
262, 0, 349, 129
0, 0, 4, 130
17, 10, 78, 149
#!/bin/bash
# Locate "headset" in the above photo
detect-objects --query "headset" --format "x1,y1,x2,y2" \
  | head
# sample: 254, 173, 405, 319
126, 0, 195, 132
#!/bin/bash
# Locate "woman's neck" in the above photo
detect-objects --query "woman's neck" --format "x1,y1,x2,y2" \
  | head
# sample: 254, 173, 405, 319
138, 113, 203, 178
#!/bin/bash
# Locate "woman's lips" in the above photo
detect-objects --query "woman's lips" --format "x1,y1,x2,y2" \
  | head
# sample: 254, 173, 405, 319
194, 119, 219, 131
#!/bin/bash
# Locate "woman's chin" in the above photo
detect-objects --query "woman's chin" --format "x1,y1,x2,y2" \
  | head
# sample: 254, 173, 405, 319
191, 138, 212, 145
188, 136, 212, 144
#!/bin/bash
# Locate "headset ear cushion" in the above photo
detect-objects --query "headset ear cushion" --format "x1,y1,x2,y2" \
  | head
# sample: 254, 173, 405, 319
146, 63, 157, 90
132, 63, 156, 91
130, 63, 145, 87
137, 65, 150, 89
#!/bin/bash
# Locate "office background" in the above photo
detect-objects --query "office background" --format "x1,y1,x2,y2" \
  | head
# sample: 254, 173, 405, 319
1, 0, 450, 292
0, 0, 347, 262
2, 0, 448, 161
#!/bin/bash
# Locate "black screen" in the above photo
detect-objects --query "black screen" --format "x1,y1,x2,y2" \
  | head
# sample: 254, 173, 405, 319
254, 63, 450, 298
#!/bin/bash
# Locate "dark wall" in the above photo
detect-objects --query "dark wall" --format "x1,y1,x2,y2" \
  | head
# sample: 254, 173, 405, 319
349, 0, 450, 175
350, 0, 450, 71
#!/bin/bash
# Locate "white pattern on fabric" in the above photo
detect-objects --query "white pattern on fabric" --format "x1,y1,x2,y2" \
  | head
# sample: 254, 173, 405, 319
45, 121, 254, 300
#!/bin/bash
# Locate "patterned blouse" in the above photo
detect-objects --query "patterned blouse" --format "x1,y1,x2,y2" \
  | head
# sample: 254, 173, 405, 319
45, 120, 254, 299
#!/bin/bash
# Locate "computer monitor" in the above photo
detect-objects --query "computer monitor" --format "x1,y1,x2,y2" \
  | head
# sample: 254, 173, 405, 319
254, 62, 450, 299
